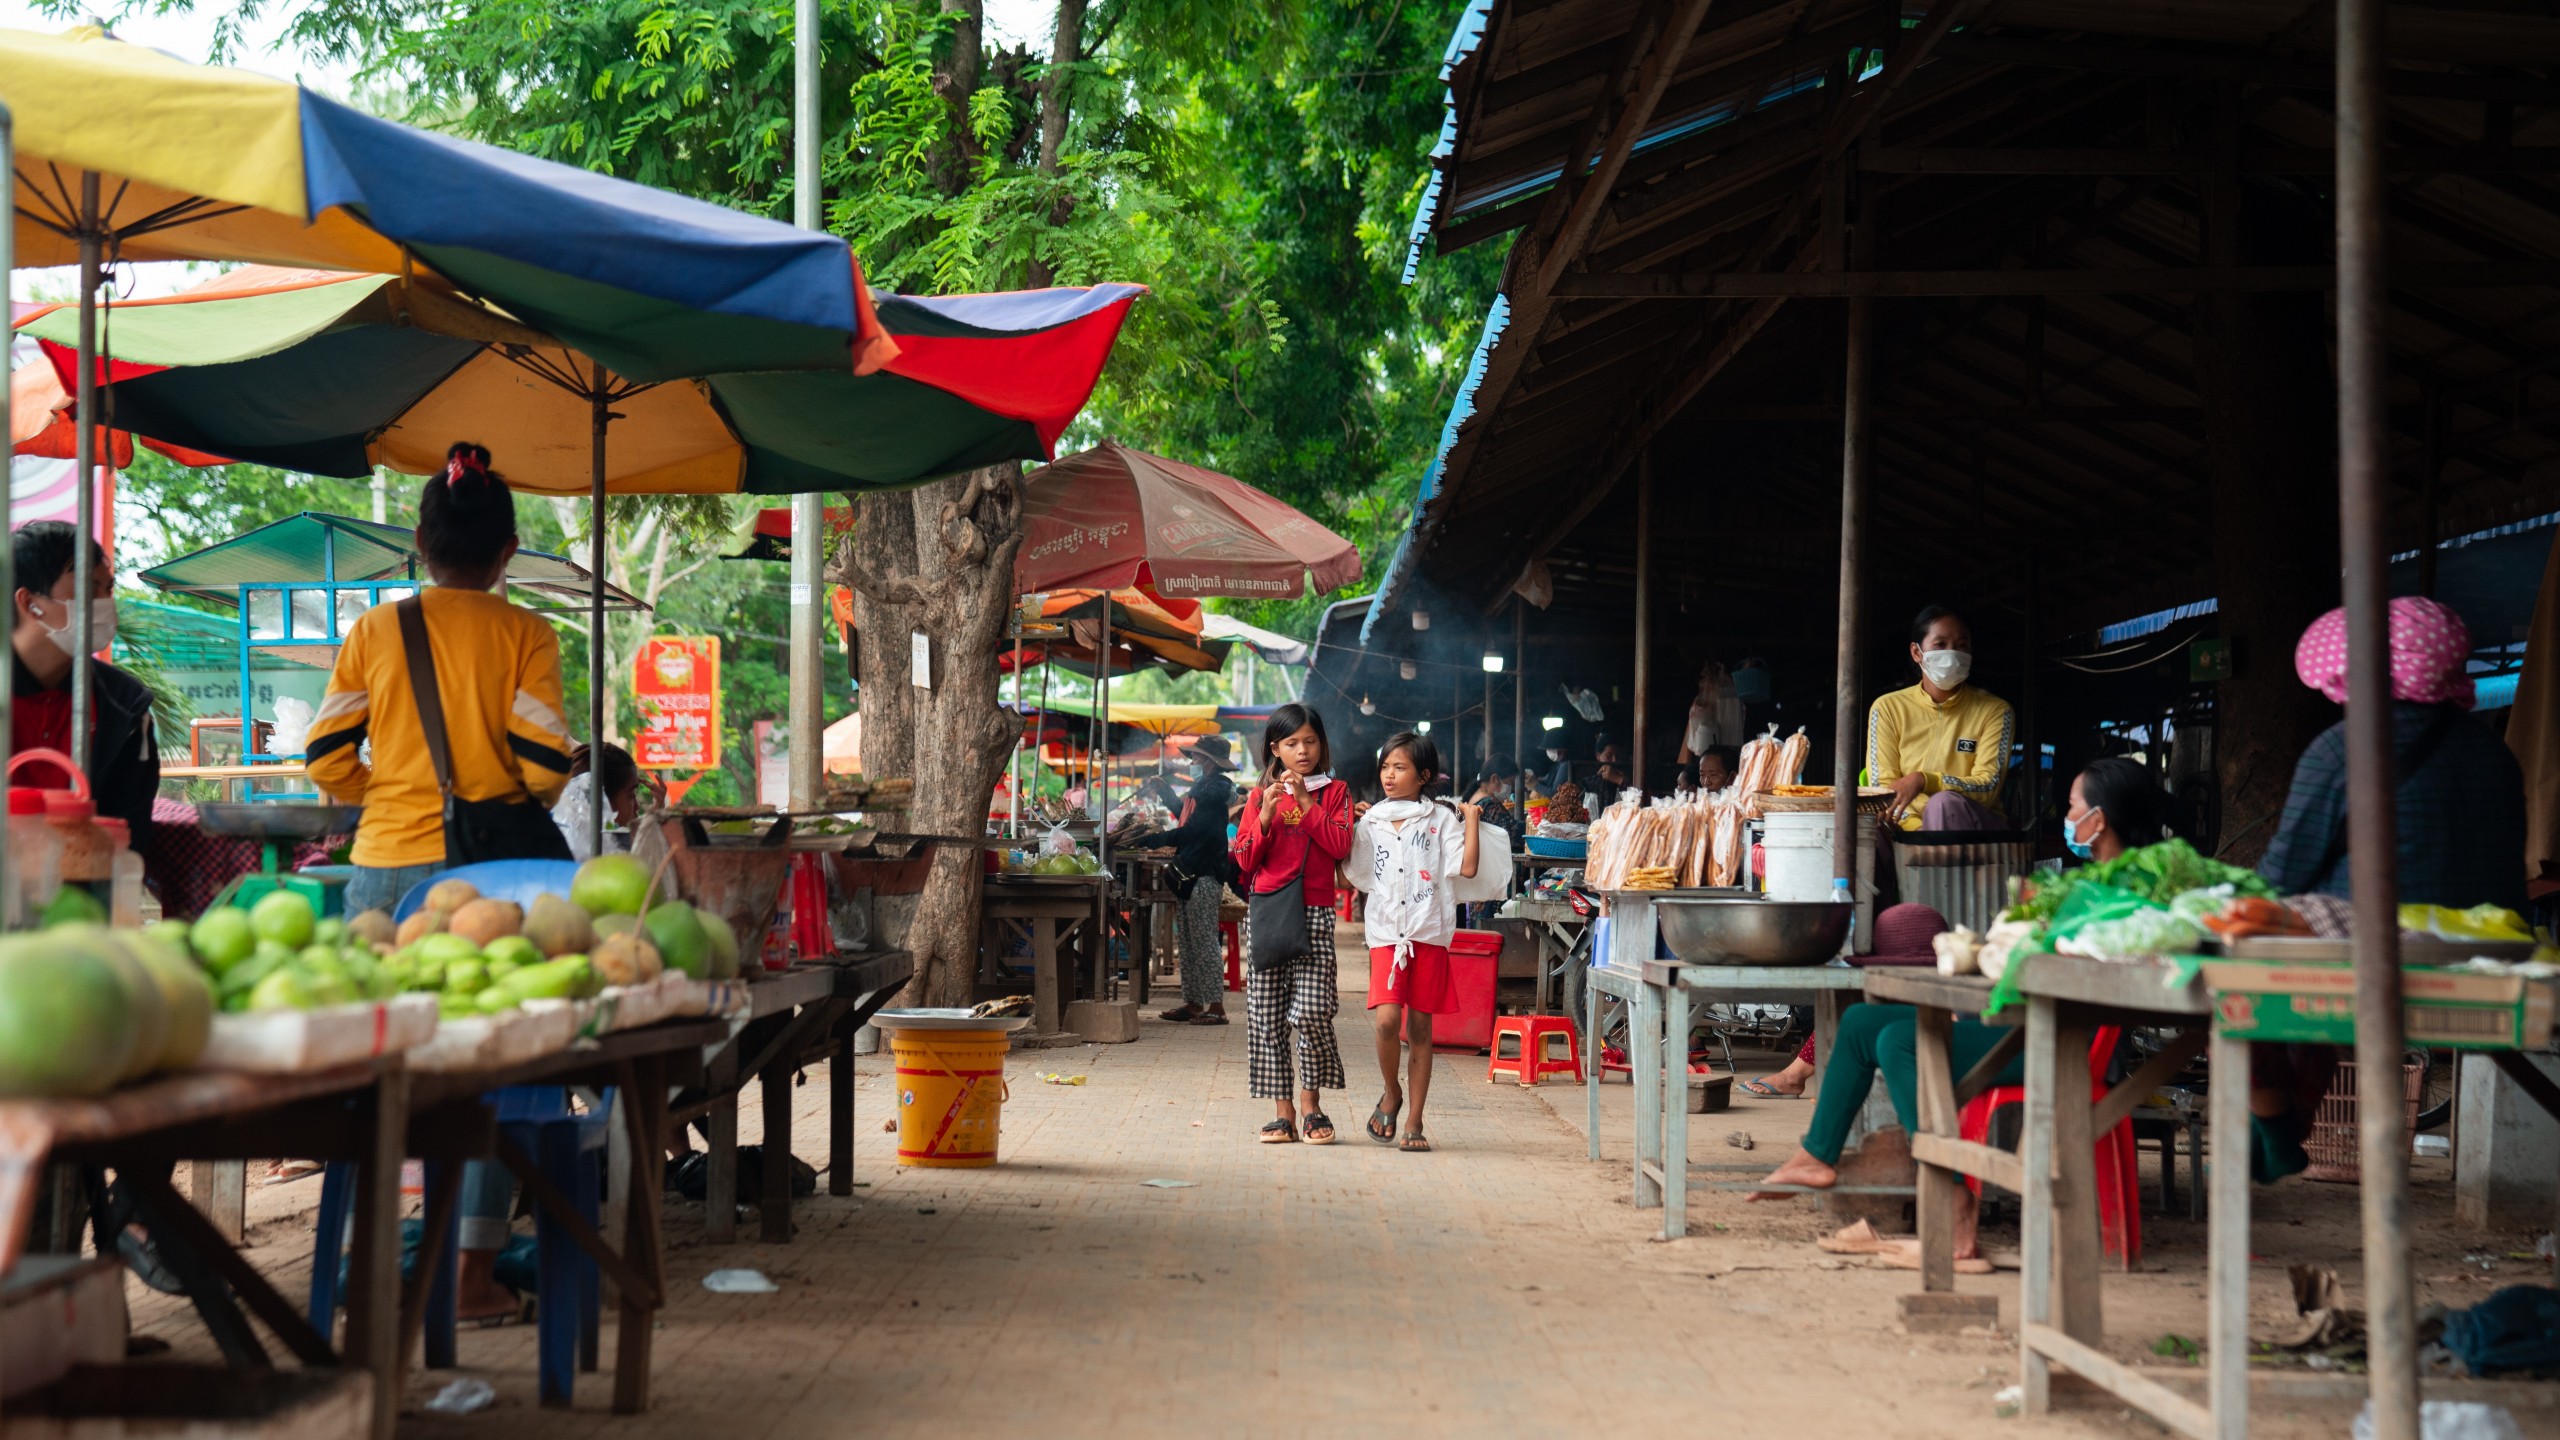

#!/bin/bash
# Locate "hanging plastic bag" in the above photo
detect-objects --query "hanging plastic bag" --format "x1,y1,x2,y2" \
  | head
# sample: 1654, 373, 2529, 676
270, 696, 315, 758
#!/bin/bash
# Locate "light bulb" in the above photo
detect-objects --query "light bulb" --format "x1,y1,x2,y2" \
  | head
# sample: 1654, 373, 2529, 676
1411, 608, 1431, 631
1398, 660, 1418, 681
1481, 652, 1504, 673
1416, 720, 1432, 733
1541, 715, 1564, 731
1359, 695, 1375, 716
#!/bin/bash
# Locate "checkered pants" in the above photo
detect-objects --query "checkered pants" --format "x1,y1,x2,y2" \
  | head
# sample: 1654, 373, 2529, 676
1175, 880, 1226, 1008
1245, 907, 1344, 1099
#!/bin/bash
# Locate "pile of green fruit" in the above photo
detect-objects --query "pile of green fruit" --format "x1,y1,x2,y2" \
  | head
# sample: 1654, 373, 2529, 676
170, 856, 742, 1021
0, 923, 213, 1098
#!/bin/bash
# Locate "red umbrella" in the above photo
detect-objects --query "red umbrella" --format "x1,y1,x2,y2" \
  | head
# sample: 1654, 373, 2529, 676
1015, 439, 1361, 600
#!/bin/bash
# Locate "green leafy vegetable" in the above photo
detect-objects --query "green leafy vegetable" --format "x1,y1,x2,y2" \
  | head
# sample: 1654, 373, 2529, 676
2013, 839, 2275, 924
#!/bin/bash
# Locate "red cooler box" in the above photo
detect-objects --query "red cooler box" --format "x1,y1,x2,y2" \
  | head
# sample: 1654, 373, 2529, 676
1411, 929, 1502, 1053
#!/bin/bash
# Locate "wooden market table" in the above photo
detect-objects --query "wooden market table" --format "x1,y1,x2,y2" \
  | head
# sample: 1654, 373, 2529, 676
0, 1061, 407, 1439
1109, 853, 1180, 1005
1498, 895, 1591, 1016
1588, 889, 1870, 1240
981, 873, 1109, 1039
1879, 956, 2560, 1440
405, 1016, 728, 1416
679, 951, 914, 1244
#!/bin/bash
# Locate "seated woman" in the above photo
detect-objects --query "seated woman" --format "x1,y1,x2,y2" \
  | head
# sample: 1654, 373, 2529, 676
1741, 760, 2169, 1100
2246, 596, 2527, 1180
1870, 604, 2015, 832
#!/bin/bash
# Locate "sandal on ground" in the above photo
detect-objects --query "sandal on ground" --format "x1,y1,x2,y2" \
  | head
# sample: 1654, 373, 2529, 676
1190, 1010, 1229, 1025
1398, 1132, 1432, 1152
1259, 1118, 1298, 1144
1817, 1219, 1899, 1255
1874, 1244, 1993, 1275
1366, 1100, 1400, 1144
1157, 1004, 1202, 1023
1738, 1077, 1801, 1099
1301, 1112, 1337, 1145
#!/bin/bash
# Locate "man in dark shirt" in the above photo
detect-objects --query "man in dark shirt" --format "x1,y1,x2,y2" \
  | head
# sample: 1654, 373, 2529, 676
11, 522, 158, 837
1125, 735, 1239, 1023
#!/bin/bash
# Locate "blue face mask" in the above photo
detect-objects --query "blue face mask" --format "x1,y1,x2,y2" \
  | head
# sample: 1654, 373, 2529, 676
2064, 807, 2102, 861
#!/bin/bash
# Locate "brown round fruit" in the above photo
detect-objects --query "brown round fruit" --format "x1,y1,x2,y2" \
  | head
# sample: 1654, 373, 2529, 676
345, 909, 398, 950
447, 898, 525, 947
423, 879, 482, 912
395, 909, 451, 948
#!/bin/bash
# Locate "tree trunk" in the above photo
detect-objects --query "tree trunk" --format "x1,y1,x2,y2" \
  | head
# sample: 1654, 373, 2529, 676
1024, 0, 1088, 290
2196, 286, 2340, 865
931, 0, 985, 193
835, 466, 1024, 1005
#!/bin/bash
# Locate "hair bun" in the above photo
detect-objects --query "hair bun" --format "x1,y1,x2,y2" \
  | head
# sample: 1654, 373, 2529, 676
443, 441, 495, 489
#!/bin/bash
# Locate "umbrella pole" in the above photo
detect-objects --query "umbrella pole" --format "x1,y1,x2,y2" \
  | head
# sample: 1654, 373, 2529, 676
589, 377, 609, 859
1007, 612, 1021, 839
69, 171, 100, 777
1096, 632, 1112, 870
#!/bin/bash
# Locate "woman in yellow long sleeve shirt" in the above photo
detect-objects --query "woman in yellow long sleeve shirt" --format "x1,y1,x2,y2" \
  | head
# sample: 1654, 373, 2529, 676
1867, 605, 2014, 831
306, 444, 576, 915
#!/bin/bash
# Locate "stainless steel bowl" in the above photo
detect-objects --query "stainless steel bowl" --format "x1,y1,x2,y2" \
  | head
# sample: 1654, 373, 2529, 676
1653, 897, 1855, 966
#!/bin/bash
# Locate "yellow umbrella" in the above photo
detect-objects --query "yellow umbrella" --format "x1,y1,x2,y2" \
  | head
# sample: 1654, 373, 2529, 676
1104, 702, 1224, 737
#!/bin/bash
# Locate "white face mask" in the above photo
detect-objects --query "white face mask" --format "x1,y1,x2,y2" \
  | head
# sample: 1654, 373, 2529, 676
33, 596, 117, 657
1919, 649, 1972, 690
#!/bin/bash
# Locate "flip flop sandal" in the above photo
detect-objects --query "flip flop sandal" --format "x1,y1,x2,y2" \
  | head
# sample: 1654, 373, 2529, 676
1301, 1112, 1338, 1145
1738, 1078, 1801, 1099
1817, 1219, 1896, 1255
1874, 1245, 1993, 1275
1190, 1011, 1230, 1025
1259, 1118, 1298, 1144
1366, 1101, 1400, 1144
1157, 1005, 1201, 1022
1398, 1133, 1432, 1152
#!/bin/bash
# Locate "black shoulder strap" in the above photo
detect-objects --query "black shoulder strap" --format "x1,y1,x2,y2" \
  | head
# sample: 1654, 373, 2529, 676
395, 596, 456, 799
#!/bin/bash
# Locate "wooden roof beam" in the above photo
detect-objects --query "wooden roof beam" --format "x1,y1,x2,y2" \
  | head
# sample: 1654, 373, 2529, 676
1934, 33, 2560, 106
1554, 261, 2560, 295
1860, 146, 2560, 175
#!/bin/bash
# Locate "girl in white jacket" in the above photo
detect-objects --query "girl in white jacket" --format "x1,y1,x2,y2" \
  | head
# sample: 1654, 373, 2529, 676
1350, 731, 1480, 1152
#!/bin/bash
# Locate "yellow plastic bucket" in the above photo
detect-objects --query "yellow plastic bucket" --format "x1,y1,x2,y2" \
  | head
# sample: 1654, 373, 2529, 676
886, 1027, 1014, 1168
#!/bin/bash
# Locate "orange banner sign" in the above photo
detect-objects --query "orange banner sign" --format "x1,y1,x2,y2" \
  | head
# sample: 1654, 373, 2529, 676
633, 636, 720, 770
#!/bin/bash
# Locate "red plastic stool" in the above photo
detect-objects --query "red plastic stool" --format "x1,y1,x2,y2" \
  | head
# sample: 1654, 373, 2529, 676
1220, 921, 1242, 993
1489, 1016, 1583, 1085
1960, 1025, 2141, 1268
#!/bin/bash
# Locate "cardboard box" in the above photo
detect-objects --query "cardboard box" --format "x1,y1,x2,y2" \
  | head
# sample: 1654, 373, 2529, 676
3, 1255, 127, 1400
2198, 960, 2555, 1050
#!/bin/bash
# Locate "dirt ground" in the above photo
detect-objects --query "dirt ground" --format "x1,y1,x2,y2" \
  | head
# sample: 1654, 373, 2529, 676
126, 957, 2558, 1440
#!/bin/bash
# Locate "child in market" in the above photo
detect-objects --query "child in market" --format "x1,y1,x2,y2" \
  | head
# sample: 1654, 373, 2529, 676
1231, 703, 1354, 1144
1350, 731, 1481, 1153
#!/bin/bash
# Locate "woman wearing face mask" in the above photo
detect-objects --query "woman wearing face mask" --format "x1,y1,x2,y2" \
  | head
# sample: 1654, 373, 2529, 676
1868, 604, 2014, 831
10, 521, 158, 837
2061, 757, 2169, 864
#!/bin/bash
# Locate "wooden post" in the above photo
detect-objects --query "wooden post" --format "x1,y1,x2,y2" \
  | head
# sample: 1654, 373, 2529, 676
2019, 996, 2059, 1413
2337, 1, 2418, 1434
703, 1046, 737, 1243
1513, 597, 1527, 790
345, 1066, 409, 1440
190, 1160, 245, 1244
1834, 294, 1871, 886
2208, 1027, 2254, 1438
1633, 453, 1653, 793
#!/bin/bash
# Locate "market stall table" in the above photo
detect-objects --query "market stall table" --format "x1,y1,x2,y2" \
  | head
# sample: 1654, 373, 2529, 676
1588, 890, 1870, 1240
0, 1061, 406, 1440
1109, 852, 1179, 1005
405, 1016, 726, 1415
1497, 894, 1591, 1016
1881, 955, 2560, 1439
981, 872, 1110, 1039
680, 950, 915, 1243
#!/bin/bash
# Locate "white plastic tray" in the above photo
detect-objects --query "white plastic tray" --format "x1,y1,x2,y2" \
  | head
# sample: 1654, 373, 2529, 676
195, 994, 439, 1074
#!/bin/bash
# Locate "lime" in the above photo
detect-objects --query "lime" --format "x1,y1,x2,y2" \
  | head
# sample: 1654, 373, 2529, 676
39, 887, 107, 928
249, 891, 317, 949
246, 969, 314, 1012
191, 908, 256, 971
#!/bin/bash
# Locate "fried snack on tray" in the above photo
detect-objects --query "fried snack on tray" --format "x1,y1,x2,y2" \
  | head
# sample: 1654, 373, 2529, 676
1546, 782, 1589, 825
1770, 784, 1828, 798
1624, 866, 1676, 892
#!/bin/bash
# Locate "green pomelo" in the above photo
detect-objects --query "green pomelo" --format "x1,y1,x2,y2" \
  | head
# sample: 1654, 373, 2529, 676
569, 855, 651, 917
0, 934, 133, 1097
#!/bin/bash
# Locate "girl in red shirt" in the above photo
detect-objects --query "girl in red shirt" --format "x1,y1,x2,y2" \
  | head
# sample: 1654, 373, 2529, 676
1231, 703, 1353, 1143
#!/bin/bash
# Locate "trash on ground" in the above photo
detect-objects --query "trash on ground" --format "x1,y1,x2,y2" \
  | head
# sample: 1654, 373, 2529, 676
424, 1379, 496, 1416
2152, 1333, 2200, 1361
1039, 1072, 1087, 1085
1725, 1131, 1754, 1150
1991, 1384, 2022, 1418
703, 1268, 779, 1294
2352, 1399, 2525, 1440
2440, 1285, 2560, 1377
2274, 1264, 2366, 1357
1140, 1179, 1196, 1189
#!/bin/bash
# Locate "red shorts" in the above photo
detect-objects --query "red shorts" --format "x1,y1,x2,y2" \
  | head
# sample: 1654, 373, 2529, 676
1367, 942, 1457, 1015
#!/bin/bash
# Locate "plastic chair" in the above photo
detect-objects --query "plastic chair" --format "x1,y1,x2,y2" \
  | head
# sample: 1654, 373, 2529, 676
1220, 920, 1242, 993
1958, 1026, 2140, 1268
308, 1086, 612, 1407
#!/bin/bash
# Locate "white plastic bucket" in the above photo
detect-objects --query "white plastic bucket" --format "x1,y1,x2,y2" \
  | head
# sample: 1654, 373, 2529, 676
1760, 810, 1876, 953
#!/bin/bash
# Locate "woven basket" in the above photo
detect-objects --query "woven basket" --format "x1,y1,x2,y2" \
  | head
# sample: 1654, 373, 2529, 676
1755, 787, 1894, 815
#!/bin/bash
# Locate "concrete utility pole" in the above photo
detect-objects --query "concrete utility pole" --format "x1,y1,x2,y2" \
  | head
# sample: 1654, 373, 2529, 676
787, 0, 826, 810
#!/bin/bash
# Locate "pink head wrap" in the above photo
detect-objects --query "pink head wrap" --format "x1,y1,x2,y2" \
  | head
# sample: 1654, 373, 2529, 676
2293, 596, 2474, 709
